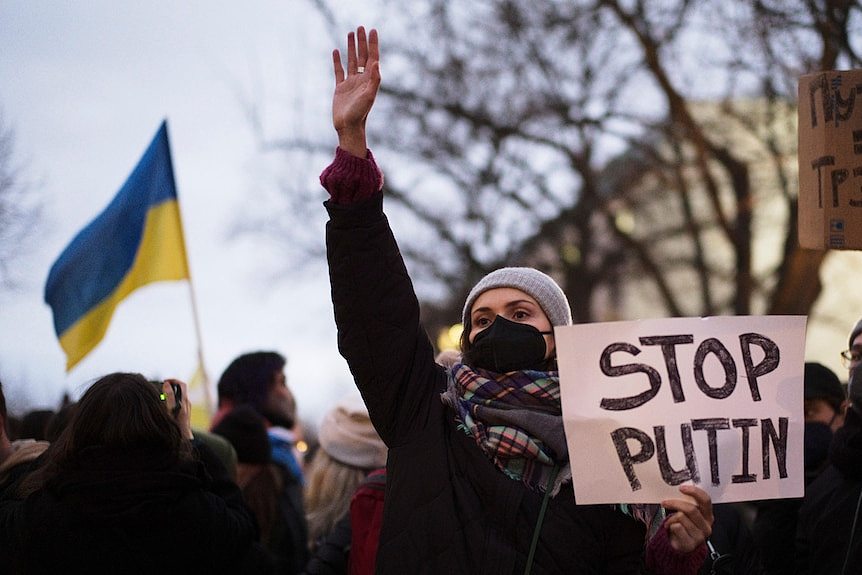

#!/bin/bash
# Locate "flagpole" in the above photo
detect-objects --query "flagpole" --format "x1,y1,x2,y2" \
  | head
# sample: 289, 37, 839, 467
187, 276, 214, 415
162, 119, 214, 418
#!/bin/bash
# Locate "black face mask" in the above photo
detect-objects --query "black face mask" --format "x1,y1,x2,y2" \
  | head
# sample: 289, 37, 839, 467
462, 315, 553, 373
849, 368, 862, 415
803, 421, 833, 472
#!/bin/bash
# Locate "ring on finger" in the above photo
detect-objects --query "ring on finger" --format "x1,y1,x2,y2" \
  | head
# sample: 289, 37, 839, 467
357, 66, 365, 74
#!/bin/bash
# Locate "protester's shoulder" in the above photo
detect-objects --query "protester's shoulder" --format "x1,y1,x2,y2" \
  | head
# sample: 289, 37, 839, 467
805, 464, 843, 493
193, 429, 238, 480
798, 464, 847, 519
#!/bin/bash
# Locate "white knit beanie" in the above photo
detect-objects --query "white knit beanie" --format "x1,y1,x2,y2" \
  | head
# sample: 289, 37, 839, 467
318, 395, 387, 469
462, 267, 573, 328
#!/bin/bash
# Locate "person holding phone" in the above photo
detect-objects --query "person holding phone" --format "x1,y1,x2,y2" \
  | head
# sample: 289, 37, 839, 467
320, 26, 713, 574
0, 372, 274, 574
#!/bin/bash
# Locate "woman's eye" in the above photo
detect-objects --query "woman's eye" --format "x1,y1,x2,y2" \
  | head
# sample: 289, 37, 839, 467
475, 317, 490, 327
512, 310, 528, 320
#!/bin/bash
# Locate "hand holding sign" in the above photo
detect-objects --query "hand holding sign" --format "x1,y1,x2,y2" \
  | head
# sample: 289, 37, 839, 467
662, 484, 714, 553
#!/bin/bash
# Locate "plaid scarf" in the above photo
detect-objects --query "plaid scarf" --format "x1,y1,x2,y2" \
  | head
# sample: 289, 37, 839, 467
441, 363, 665, 539
441, 363, 571, 495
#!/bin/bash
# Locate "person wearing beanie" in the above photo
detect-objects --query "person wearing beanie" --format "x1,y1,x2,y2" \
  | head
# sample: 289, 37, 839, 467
212, 405, 298, 568
213, 351, 303, 493
795, 321, 862, 573
304, 396, 387, 575
803, 362, 848, 434
316, 395, 388, 471
753, 362, 848, 574
843, 318, 862, 408
318, 26, 712, 575
213, 405, 272, 466
846, 318, 862, 367
211, 351, 308, 574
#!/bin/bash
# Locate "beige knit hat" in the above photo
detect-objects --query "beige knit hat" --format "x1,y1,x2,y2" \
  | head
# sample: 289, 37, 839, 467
318, 395, 387, 469
462, 267, 573, 328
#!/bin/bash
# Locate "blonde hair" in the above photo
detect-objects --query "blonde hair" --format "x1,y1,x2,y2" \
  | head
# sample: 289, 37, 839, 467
304, 448, 368, 548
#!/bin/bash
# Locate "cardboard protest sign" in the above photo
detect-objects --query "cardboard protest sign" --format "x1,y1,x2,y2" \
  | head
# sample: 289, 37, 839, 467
556, 316, 806, 505
798, 70, 862, 249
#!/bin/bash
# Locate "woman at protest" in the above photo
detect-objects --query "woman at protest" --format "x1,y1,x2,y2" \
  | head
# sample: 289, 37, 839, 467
303, 395, 388, 575
319, 26, 714, 574
0, 373, 272, 574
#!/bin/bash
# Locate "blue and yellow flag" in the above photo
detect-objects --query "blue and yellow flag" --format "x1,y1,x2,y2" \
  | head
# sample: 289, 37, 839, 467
45, 121, 190, 370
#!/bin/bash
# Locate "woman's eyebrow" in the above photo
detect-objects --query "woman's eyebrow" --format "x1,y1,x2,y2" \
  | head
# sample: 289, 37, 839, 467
472, 300, 536, 316
504, 299, 537, 308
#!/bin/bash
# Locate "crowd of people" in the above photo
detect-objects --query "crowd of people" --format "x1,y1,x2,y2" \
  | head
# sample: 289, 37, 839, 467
1, 24, 861, 574
0, 355, 387, 575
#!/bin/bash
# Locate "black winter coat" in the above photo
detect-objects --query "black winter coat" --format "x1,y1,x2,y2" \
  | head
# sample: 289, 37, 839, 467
325, 195, 648, 575
795, 408, 862, 574
0, 441, 273, 575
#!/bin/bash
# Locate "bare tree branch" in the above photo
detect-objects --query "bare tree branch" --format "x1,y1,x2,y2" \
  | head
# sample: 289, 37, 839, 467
244, 0, 862, 338
0, 110, 40, 291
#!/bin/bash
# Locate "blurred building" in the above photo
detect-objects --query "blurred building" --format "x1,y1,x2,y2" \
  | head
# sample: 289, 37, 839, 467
428, 98, 860, 380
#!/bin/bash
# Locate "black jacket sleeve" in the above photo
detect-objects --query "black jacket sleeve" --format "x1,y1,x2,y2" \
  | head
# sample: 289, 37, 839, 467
325, 194, 446, 448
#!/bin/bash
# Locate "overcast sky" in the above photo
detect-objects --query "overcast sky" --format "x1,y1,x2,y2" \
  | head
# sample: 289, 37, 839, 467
0, 1, 372, 425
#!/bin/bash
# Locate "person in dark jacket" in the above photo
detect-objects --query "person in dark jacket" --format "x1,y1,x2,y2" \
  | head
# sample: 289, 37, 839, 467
0, 372, 272, 575
319, 25, 714, 575
752, 362, 847, 574
212, 350, 309, 573
212, 405, 288, 564
699, 503, 764, 574
794, 322, 862, 574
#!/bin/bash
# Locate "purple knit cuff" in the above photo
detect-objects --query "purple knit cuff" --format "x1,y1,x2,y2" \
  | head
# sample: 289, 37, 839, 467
644, 519, 708, 575
319, 147, 384, 205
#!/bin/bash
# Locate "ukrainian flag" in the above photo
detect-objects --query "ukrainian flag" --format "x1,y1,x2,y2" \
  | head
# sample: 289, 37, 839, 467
45, 121, 190, 370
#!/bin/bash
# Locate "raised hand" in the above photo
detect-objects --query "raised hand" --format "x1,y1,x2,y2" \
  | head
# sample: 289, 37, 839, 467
331, 26, 380, 158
